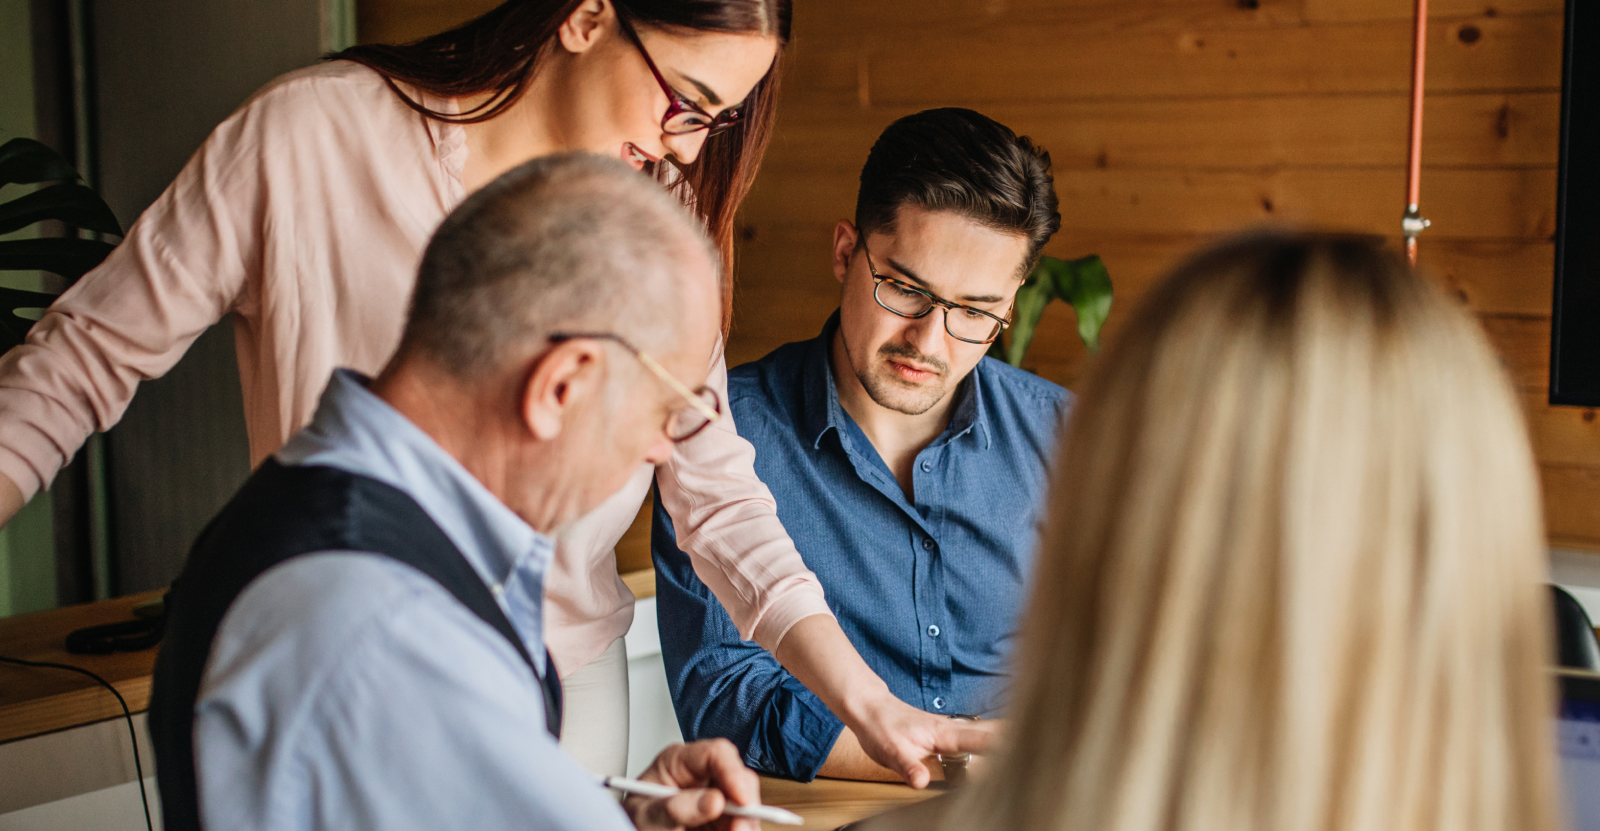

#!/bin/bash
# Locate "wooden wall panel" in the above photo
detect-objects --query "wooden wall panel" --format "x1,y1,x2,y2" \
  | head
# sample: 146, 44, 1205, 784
735, 1, 1587, 546
796, 0, 1560, 32
357, 0, 495, 44
358, 0, 1596, 549
787, 15, 1560, 107
743, 167, 1558, 238
767, 92, 1559, 173
1544, 466, 1600, 550
1526, 394, 1600, 468
1305, 0, 1561, 23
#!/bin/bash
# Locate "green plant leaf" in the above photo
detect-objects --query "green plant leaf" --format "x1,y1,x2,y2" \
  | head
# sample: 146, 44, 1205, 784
0, 138, 79, 187
0, 285, 63, 352
1003, 264, 1060, 367
0, 237, 117, 283
1052, 255, 1114, 352
0, 183, 123, 237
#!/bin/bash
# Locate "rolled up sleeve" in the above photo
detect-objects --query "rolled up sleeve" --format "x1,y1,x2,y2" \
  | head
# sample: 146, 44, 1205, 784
651, 498, 844, 781
0, 83, 273, 498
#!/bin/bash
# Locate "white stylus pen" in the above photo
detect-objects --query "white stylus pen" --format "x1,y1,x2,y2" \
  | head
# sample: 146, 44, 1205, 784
599, 775, 804, 825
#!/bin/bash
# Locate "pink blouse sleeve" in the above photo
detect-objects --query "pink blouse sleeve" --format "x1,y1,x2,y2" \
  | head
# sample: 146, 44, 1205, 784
654, 348, 835, 651
0, 88, 272, 499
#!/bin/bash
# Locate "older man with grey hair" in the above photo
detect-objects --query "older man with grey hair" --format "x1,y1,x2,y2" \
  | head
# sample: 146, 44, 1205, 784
148, 154, 760, 831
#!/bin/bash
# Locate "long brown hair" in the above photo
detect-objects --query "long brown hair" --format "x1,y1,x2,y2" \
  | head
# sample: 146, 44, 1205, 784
333, 0, 791, 331
934, 231, 1558, 831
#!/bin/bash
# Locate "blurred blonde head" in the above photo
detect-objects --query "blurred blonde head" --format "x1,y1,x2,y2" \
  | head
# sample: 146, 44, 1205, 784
948, 231, 1557, 831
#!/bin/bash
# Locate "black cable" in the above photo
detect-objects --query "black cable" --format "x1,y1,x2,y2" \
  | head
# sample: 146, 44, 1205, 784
0, 655, 154, 831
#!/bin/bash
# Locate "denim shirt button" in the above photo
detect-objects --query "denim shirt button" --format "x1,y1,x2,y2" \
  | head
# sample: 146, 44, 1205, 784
927, 625, 941, 637
920, 461, 932, 473
922, 537, 936, 551
932, 697, 946, 710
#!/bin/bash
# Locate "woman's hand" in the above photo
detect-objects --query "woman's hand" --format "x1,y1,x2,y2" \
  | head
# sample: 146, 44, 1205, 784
626, 739, 762, 831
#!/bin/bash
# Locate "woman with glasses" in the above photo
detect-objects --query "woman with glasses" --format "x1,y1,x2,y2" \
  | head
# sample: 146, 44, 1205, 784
0, 0, 983, 782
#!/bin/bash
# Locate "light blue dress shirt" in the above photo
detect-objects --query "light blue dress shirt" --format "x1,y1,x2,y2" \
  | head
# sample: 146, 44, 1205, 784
192, 369, 633, 831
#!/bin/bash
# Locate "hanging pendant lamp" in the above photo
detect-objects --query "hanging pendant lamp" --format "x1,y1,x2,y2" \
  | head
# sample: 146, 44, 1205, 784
1403, 0, 1432, 265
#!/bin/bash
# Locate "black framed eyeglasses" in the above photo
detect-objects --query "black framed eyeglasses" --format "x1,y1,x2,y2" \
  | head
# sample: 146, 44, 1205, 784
861, 245, 1012, 345
615, 13, 745, 137
548, 332, 722, 442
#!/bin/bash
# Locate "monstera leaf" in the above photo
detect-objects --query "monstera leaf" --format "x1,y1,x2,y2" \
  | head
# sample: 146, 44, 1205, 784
0, 138, 122, 352
998, 254, 1114, 368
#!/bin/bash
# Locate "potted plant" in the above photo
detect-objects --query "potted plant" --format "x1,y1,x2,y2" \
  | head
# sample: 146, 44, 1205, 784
0, 137, 121, 351
994, 253, 1113, 367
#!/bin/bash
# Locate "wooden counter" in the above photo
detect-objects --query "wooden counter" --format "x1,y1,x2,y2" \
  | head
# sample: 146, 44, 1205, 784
757, 776, 940, 830
0, 568, 659, 745
0, 590, 163, 743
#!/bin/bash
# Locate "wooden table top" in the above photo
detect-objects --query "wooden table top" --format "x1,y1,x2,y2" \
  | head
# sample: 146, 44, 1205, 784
0, 590, 163, 743
0, 568, 665, 745
757, 776, 940, 830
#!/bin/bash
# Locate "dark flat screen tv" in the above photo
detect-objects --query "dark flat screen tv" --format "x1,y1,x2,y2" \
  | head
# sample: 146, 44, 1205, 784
1552, 0, 1600, 406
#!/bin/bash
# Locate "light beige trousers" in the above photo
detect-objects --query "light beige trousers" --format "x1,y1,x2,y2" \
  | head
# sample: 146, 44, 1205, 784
558, 636, 630, 777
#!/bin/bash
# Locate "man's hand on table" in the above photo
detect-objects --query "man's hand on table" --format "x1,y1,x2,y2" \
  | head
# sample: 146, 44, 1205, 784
771, 615, 999, 789
626, 738, 762, 831
845, 695, 998, 788
818, 722, 999, 783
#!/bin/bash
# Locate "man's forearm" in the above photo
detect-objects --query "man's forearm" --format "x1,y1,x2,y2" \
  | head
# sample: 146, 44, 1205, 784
771, 614, 890, 729
817, 728, 935, 783
771, 614, 996, 788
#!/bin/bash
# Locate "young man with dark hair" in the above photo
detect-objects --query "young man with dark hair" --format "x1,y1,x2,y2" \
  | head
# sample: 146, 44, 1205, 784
652, 108, 1072, 782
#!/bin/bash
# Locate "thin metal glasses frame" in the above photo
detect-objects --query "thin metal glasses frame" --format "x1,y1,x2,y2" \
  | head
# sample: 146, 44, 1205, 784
548, 332, 722, 442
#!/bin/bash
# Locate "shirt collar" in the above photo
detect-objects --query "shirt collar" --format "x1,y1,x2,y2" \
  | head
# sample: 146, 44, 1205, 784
802, 311, 992, 452
276, 370, 554, 612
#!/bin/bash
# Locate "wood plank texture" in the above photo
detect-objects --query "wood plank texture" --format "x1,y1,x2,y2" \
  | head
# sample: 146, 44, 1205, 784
359, 0, 1593, 544
759, 776, 939, 831
743, 167, 1557, 239
1525, 393, 1600, 468
1480, 315, 1552, 392
0, 592, 162, 743
615, 491, 656, 575
795, 0, 1561, 33
789, 14, 1562, 108
1544, 465, 1600, 550
357, 0, 497, 44
621, 568, 656, 601
766, 92, 1560, 174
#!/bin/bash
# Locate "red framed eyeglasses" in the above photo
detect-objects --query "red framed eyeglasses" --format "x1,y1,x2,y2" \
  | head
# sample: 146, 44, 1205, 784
615, 13, 746, 137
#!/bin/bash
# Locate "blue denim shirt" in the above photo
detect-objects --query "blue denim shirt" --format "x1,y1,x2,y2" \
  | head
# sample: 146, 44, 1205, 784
653, 314, 1071, 780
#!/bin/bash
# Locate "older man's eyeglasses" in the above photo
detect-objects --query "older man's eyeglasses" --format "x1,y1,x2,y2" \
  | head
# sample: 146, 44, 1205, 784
615, 13, 745, 137
548, 333, 722, 442
862, 244, 1012, 345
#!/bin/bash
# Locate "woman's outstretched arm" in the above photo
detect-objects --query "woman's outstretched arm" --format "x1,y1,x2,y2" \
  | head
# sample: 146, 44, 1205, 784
0, 90, 279, 518
654, 350, 994, 787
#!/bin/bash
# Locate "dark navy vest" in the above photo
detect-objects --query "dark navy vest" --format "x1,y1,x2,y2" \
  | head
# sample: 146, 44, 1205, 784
149, 460, 563, 831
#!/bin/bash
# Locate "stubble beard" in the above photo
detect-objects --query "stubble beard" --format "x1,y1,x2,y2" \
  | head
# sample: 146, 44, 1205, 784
854, 343, 952, 416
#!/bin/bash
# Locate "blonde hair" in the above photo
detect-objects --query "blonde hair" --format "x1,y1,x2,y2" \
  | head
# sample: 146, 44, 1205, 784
947, 232, 1558, 831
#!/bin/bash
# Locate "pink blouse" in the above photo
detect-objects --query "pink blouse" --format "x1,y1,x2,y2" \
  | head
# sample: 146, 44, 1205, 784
0, 61, 831, 675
